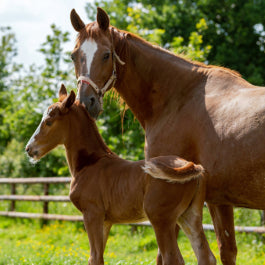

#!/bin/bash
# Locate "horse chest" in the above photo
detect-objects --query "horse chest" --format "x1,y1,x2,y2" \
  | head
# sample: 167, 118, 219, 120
69, 173, 102, 212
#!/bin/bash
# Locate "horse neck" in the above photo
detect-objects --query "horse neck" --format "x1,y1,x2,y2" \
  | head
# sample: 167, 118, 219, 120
64, 105, 113, 175
114, 31, 207, 127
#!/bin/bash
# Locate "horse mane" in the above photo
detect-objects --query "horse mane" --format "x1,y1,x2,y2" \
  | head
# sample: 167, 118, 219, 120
110, 26, 241, 78
76, 21, 241, 78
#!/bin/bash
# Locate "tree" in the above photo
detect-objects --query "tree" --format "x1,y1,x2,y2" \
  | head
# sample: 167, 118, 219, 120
86, 0, 265, 85
0, 25, 73, 178
0, 27, 21, 152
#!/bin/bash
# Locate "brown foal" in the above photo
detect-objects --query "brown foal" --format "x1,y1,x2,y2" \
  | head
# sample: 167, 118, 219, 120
26, 85, 215, 265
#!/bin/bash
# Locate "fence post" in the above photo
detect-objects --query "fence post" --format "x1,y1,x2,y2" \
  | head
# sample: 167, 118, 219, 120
10, 184, 16, 211
41, 183, 50, 226
261, 210, 265, 226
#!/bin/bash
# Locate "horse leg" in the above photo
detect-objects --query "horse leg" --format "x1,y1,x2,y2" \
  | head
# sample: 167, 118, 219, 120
207, 204, 237, 265
103, 221, 112, 252
178, 179, 216, 265
156, 225, 180, 265
156, 248, 163, 265
156, 224, 180, 265
144, 178, 199, 265
83, 211, 105, 265
151, 220, 184, 265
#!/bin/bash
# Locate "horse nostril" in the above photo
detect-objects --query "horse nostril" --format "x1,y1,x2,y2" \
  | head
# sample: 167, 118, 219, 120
25, 146, 30, 153
90, 96, 95, 107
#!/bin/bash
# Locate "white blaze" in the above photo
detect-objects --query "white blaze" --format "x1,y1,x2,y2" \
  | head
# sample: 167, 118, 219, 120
26, 107, 50, 146
80, 39, 98, 75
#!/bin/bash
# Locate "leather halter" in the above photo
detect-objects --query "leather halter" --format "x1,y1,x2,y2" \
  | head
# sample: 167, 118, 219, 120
77, 50, 125, 102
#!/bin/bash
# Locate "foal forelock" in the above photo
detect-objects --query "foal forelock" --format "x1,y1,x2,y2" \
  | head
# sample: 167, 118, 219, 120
80, 39, 98, 75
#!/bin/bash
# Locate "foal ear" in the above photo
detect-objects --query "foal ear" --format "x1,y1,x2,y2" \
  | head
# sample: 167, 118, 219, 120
70, 9, 85, 32
61, 90, 76, 113
59, 84, 68, 102
97, 7, 109, 31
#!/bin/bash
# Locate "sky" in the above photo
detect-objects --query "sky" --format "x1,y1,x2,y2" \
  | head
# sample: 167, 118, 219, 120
0, 0, 92, 67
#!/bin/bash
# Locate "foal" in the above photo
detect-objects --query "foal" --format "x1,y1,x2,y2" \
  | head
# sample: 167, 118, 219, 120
26, 85, 215, 265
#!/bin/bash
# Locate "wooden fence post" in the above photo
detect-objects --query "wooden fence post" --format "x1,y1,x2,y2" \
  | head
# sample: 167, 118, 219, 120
261, 210, 265, 226
10, 184, 16, 211
41, 183, 50, 226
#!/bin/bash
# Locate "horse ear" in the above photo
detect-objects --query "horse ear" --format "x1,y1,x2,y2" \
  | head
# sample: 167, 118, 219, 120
97, 7, 109, 31
59, 84, 67, 102
70, 9, 85, 32
61, 90, 76, 113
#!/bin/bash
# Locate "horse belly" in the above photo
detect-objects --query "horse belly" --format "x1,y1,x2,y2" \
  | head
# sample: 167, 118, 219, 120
205, 159, 265, 210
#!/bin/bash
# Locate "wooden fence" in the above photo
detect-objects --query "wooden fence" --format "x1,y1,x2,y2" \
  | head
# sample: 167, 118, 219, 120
0, 177, 265, 234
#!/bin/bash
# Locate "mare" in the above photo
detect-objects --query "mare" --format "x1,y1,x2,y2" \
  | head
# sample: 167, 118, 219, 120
25, 85, 215, 265
70, 8, 265, 265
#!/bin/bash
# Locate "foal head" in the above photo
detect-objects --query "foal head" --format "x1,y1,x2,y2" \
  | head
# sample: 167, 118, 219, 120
70, 8, 124, 118
26, 84, 76, 162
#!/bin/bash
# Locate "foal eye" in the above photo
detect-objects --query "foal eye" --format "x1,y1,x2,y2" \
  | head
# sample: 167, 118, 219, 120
45, 120, 52, 126
103, 52, 110, 61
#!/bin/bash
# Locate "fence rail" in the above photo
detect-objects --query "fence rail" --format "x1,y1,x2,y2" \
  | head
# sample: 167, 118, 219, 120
0, 177, 265, 234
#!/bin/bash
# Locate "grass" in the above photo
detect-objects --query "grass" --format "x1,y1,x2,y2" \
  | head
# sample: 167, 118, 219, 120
0, 183, 264, 264
0, 217, 264, 265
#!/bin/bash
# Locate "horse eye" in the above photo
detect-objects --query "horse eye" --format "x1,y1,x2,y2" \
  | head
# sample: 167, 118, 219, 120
45, 120, 52, 126
103, 52, 110, 61
71, 54, 75, 61
81, 56, 85, 64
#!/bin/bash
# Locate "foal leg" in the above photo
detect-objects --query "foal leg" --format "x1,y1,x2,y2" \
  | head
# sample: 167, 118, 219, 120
178, 179, 216, 265
156, 225, 181, 265
152, 221, 184, 265
144, 178, 198, 265
178, 208, 216, 265
207, 204, 237, 265
83, 211, 105, 265
103, 221, 112, 252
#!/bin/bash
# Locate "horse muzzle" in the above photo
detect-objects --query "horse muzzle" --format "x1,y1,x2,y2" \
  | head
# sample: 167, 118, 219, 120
25, 144, 39, 161
78, 83, 102, 119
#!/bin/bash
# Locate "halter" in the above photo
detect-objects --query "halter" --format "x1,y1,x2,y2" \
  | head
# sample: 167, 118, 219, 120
77, 50, 125, 104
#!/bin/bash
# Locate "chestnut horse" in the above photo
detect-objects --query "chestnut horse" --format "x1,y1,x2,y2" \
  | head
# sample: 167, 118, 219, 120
25, 85, 215, 265
70, 7, 265, 265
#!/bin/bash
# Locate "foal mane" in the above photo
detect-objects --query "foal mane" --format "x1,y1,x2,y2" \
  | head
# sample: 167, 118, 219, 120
72, 101, 115, 156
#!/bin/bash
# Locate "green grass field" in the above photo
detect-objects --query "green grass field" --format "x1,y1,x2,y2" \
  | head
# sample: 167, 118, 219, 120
0, 183, 264, 264
0, 216, 264, 265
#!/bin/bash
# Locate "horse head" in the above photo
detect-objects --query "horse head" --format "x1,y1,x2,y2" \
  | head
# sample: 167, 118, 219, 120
70, 8, 124, 119
26, 84, 76, 162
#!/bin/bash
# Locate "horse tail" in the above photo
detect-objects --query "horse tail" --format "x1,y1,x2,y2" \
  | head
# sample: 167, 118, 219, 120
142, 156, 203, 183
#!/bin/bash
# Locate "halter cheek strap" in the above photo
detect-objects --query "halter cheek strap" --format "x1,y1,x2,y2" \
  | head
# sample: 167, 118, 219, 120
77, 51, 125, 99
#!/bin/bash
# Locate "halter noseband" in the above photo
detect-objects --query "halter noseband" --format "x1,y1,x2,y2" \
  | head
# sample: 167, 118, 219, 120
77, 50, 125, 102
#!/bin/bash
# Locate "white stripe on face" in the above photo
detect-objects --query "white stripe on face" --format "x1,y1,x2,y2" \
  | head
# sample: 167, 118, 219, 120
80, 39, 98, 75
26, 107, 51, 146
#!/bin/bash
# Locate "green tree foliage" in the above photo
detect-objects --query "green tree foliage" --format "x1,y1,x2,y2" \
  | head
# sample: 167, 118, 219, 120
0, 25, 73, 178
0, 27, 21, 151
87, 0, 265, 85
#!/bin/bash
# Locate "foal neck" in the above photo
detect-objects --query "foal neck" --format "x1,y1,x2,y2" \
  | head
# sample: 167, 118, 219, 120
64, 103, 114, 175
113, 29, 208, 127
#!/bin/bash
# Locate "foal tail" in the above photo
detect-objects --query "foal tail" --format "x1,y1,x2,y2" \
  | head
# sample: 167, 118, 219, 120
143, 156, 203, 183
